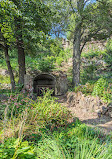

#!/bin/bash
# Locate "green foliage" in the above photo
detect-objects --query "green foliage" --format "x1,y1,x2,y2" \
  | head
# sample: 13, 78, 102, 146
28, 90, 71, 130
50, 39, 63, 56
1, 121, 112, 159
81, 50, 106, 60
53, 122, 112, 158
92, 78, 112, 102
0, 138, 35, 159
74, 83, 94, 95
56, 57, 63, 66
105, 39, 112, 66
35, 138, 71, 159
92, 78, 108, 97
81, 62, 97, 84
38, 56, 55, 72
1, 93, 32, 119
0, 75, 11, 84
0, 75, 18, 84
0, 90, 71, 139
74, 139, 112, 159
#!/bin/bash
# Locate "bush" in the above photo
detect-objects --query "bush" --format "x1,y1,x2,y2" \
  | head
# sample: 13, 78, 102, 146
0, 138, 35, 159
74, 139, 112, 159
92, 78, 112, 102
0, 93, 31, 119
38, 56, 55, 72
1, 90, 72, 139
92, 78, 108, 97
1, 117, 112, 159
56, 57, 63, 66
80, 61, 98, 84
74, 83, 94, 95
27, 90, 71, 131
105, 39, 112, 66
35, 138, 71, 159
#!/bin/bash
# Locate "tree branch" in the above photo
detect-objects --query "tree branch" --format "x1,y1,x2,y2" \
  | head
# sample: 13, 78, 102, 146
80, 27, 102, 52
0, 43, 5, 49
67, 0, 77, 13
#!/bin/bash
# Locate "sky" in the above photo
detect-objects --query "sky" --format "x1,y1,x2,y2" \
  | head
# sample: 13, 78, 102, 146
52, 0, 97, 39
87, 0, 96, 5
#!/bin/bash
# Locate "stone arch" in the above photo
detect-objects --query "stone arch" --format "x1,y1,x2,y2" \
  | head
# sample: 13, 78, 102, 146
33, 73, 56, 96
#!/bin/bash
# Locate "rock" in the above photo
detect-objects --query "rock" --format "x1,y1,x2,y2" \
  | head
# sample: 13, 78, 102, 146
0, 69, 9, 76
108, 106, 112, 112
95, 109, 101, 113
101, 106, 108, 115
67, 92, 75, 104
95, 109, 101, 118
66, 92, 110, 117
107, 103, 112, 109
105, 112, 109, 116
82, 108, 87, 113
98, 111, 102, 118
108, 112, 112, 118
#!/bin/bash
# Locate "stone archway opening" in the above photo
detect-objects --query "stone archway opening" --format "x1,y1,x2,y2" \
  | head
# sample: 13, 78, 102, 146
33, 73, 56, 96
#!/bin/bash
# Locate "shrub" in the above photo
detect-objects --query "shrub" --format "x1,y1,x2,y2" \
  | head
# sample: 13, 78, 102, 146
74, 139, 112, 159
1, 90, 72, 139
80, 61, 97, 84
27, 90, 72, 132
56, 57, 63, 66
35, 138, 72, 159
0, 138, 35, 159
74, 83, 94, 95
105, 39, 112, 66
0, 93, 31, 119
38, 56, 55, 72
92, 78, 111, 102
92, 78, 108, 97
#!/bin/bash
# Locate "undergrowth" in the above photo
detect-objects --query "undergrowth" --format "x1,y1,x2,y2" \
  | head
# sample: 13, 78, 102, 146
0, 91, 112, 159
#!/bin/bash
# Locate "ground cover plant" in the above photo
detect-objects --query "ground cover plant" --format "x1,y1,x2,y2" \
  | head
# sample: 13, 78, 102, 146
0, 117, 112, 158
0, 91, 112, 159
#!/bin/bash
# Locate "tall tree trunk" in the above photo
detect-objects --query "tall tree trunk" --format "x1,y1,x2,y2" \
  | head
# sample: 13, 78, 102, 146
72, 28, 81, 87
17, 37, 25, 85
15, 18, 26, 85
72, 0, 84, 87
4, 45, 15, 90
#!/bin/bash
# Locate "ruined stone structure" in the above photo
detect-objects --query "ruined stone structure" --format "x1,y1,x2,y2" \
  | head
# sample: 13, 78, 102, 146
67, 92, 112, 118
24, 72, 68, 96
62, 38, 70, 49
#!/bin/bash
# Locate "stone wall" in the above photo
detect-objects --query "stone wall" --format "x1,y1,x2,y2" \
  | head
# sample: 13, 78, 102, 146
24, 72, 68, 96
67, 92, 112, 118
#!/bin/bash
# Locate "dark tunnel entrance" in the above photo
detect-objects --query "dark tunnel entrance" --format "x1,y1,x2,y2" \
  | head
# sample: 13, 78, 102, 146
33, 73, 56, 96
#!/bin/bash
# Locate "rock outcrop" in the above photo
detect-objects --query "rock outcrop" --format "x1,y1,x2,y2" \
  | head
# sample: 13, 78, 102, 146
67, 92, 112, 118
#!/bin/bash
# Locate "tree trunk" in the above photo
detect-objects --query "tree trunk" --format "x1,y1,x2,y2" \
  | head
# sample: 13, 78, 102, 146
72, 28, 81, 87
17, 38, 25, 85
4, 45, 15, 90
15, 18, 26, 85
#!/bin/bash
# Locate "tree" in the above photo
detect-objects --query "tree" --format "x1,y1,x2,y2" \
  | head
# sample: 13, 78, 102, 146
0, 0, 52, 86
46, 0, 112, 87
69, 0, 112, 86
0, 0, 17, 90
0, 33, 15, 90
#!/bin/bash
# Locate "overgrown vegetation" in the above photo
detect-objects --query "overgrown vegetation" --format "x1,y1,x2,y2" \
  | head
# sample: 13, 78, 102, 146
0, 92, 112, 159
0, 0, 112, 158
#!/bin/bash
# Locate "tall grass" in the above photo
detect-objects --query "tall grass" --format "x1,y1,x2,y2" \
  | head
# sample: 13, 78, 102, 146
0, 91, 112, 159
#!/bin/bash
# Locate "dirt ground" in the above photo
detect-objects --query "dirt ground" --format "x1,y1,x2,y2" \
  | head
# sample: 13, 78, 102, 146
57, 95, 112, 134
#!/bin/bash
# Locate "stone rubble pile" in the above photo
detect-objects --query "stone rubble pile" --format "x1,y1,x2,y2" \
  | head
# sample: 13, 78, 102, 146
67, 92, 112, 118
